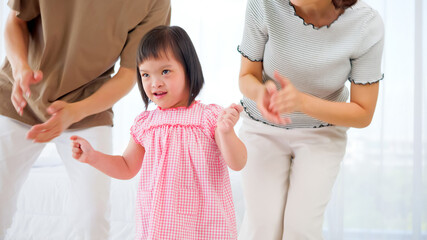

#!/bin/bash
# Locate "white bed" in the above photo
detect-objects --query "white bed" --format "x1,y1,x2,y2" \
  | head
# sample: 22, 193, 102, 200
4, 143, 245, 239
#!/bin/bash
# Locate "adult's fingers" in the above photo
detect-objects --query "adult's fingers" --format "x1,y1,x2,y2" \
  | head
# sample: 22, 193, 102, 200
265, 81, 277, 99
26, 117, 59, 142
33, 70, 43, 84
274, 71, 290, 89
11, 83, 26, 115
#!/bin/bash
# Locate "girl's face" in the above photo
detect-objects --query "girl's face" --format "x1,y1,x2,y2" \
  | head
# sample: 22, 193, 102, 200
138, 53, 189, 109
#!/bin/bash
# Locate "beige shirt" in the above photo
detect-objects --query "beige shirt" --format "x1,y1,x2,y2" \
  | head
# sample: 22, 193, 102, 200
0, 0, 171, 129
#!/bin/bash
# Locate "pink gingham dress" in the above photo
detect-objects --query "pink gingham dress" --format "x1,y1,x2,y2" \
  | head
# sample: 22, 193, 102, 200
130, 101, 237, 240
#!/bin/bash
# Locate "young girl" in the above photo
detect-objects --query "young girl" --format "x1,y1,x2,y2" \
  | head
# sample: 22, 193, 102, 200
70, 25, 246, 240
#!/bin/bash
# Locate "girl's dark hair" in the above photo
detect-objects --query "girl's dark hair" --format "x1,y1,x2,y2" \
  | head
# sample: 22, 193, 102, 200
136, 25, 204, 109
332, 0, 358, 9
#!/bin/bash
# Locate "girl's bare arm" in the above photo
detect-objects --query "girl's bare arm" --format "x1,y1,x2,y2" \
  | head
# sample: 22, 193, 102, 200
71, 136, 145, 180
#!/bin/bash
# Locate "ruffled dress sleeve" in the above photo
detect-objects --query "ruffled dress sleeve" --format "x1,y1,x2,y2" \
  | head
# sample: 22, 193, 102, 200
130, 111, 150, 146
202, 104, 224, 140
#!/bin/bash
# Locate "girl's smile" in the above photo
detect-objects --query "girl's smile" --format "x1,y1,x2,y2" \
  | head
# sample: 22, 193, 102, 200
153, 91, 167, 98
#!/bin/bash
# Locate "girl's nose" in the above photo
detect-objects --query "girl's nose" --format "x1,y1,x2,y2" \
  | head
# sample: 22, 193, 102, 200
151, 78, 164, 88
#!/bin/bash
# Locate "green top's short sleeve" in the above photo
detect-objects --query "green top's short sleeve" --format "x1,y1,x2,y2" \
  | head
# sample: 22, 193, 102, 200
7, 0, 40, 21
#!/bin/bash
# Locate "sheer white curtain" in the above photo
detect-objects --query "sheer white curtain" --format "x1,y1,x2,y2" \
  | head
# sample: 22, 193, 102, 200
1, 0, 425, 239
325, 1, 427, 239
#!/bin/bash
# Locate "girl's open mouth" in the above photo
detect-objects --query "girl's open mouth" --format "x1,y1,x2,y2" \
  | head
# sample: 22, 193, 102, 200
153, 92, 167, 98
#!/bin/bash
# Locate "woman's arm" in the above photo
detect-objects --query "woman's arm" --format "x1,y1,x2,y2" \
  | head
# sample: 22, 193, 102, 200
71, 136, 145, 180
27, 66, 136, 142
215, 104, 247, 171
238, 56, 264, 101
270, 72, 379, 128
71, 66, 136, 122
240, 56, 379, 128
300, 83, 379, 128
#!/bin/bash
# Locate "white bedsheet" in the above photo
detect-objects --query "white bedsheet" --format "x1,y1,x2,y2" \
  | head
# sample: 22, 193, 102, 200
6, 165, 137, 240
5, 159, 245, 239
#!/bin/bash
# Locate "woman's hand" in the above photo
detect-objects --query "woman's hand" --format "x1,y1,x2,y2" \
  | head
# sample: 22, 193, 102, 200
238, 57, 290, 125
217, 103, 243, 134
269, 71, 303, 115
27, 101, 82, 143
257, 78, 291, 125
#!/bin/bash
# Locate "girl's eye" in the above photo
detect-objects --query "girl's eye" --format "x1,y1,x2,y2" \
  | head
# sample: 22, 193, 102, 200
162, 70, 170, 75
141, 73, 149, 78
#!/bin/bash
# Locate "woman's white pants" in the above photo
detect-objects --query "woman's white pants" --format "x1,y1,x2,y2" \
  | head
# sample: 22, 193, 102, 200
238, 114, 348, 240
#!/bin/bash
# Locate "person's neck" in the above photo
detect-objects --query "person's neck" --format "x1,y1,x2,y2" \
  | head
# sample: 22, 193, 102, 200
291, 0, 343, 28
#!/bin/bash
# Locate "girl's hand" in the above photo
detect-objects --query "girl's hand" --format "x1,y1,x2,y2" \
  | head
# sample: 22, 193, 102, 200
269, 71, 303, 115
217, 103, 243, 134
70, 135, 94, 164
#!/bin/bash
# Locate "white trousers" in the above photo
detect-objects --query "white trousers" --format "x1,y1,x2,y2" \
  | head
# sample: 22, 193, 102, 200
238, 114, 348, 240
0, 115, 112, 240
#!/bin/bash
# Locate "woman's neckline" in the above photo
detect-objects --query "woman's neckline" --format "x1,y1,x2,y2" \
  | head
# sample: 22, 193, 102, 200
288, 0, 346, 30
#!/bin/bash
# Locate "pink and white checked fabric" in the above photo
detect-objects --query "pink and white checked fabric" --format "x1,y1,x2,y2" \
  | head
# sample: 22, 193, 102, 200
130, 101, 237, 240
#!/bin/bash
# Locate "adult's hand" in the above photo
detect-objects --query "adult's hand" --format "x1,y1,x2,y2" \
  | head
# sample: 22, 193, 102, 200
269, 71, 302, 116
257, 79, 291, 125
26, 101, 80, 143
11, 68, 43, 115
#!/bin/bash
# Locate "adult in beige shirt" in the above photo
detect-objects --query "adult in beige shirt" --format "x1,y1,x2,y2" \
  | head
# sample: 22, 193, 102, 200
0, 0, 170, 239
